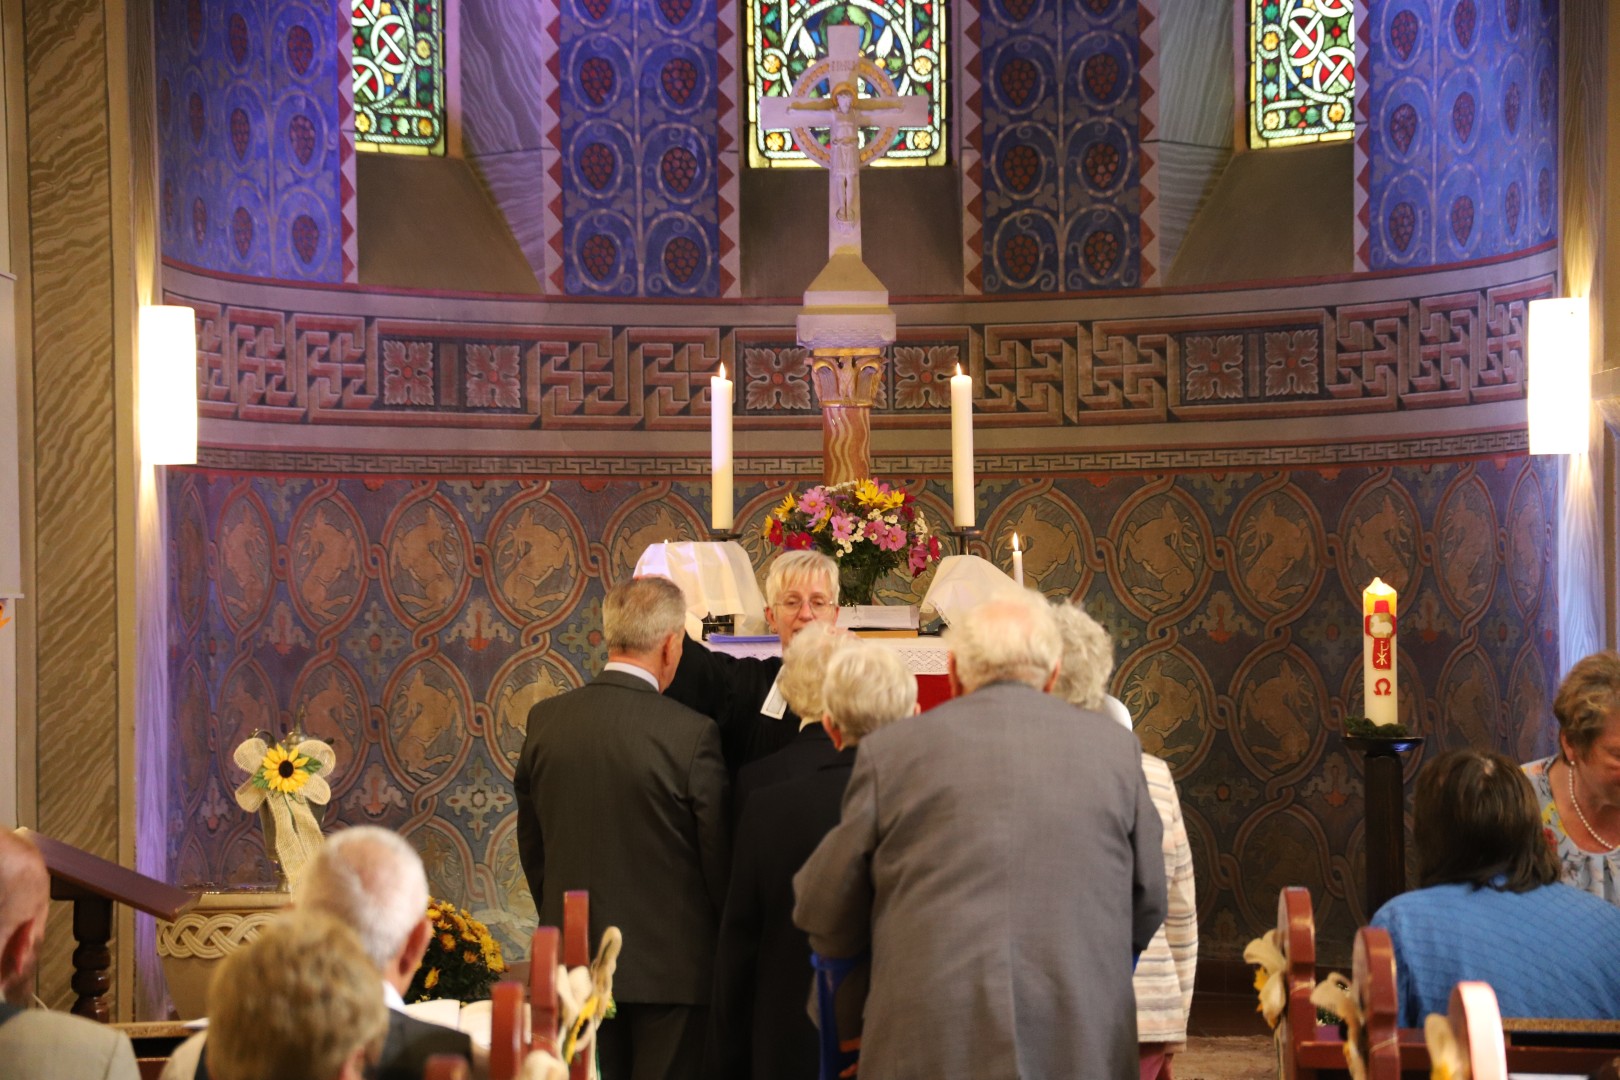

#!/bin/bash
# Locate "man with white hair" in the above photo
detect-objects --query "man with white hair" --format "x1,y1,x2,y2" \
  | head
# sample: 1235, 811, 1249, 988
163, 826, 474, 1079
518, 575, 728, 1080
710, 641, 917, 1080
665, 550, 841, 774
0, 831, 139, 1079
794, 591, 1166, 1080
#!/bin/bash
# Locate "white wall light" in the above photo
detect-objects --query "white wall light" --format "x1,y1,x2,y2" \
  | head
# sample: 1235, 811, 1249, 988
139, 304, 198, 465
1526, 297, 1591, 456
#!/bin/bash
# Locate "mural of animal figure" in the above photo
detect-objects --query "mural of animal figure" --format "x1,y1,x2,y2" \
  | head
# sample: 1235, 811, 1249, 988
1443, 671, 1495, 748
1122, 656, 1200, 759
219, 512, 269, 623
1508, 502, 1544, 601
296, 506, 359, 621
1120, 501, 1198, 606
220, 675, 272, 752
493, 663, 573, 763
1438, 495, 1492, 609
1240, 659, 1315, 770
391, 667, 462, 776
1003, 503, 1084, 586
1239, 499, 1310, 606
390, 508, 461, 618
301, 669, 361, 768
496, 507, 574, 614
1345, 494, 1412, 594
614, 506, 694, 581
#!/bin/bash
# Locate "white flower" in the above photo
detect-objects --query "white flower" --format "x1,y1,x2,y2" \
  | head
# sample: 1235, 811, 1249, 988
1243, 929, 1288, 1029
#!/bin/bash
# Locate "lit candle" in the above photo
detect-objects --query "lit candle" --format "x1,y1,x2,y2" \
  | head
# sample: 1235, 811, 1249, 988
1362, 577, 1398, 726
1011, 532, 1024, 588
711, 363, 734, 531
950, 364, 975, 527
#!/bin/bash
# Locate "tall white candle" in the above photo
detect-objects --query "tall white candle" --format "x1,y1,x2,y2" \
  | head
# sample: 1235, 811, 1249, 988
711, 364, 734, 531
950, 364, 975, 527
1011, 532, 1024, 588
1362, 577, 1398, 726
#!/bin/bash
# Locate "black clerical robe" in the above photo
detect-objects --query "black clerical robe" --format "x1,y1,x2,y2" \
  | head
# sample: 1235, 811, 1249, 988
664, 634, 800, 775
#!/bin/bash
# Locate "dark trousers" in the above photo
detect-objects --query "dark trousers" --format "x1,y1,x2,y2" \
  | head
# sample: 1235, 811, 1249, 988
595, 1003, 707, 1080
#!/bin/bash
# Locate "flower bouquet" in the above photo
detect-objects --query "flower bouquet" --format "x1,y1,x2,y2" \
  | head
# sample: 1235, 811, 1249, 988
406, 899, 507, 1003
764, 479, 941, 605
232, 728, 335, 888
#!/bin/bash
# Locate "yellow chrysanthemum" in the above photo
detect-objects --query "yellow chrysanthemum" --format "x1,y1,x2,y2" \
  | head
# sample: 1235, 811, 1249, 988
423, 967, 439, 989
259, 745, 312, 795
440, 932, 456, 950
464, 950, 480, 964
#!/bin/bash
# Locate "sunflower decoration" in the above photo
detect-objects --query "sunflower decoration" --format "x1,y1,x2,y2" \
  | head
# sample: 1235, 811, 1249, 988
1242, 929, 1289, 1029
1311, 971, 1368, 1080
232, 728, 336, 888
1424, 1012, 1464, 1080
407, 899, 507, 1004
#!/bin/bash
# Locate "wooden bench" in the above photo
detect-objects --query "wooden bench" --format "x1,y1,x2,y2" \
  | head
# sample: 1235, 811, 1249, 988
490, 889, 607, 1080
1274, 885, 1620, 1079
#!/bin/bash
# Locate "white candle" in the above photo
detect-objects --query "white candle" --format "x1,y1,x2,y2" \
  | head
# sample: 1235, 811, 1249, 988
1011, 532, 1024, 588
950, 364, 975, 527
1362, 577, 1398, 726
711, 364, 734, 531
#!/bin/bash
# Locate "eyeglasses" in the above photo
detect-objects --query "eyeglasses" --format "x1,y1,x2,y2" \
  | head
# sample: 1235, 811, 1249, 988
773, 596, 834, 616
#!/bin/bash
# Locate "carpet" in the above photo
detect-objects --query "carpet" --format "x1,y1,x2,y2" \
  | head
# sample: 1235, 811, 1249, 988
1175, 1035, 1278, 1080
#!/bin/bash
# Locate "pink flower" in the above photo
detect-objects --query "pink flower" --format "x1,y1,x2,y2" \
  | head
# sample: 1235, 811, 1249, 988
798, 488, 830, 522
830, 514, 858, 543
872, 522, 908, 552
908, 545, 930, 574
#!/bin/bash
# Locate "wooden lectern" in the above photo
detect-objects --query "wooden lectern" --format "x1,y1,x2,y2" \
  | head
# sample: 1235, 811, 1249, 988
16, 828, 196, 1021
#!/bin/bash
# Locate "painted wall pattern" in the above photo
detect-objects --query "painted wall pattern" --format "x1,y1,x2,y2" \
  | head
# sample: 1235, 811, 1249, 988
168, 270, 1552, 433
548, 0, 730, 297
156, 0, 352, 282
165, 454, 1562, 963
1361, 0, 1558, 269
971, 0, 1148, 292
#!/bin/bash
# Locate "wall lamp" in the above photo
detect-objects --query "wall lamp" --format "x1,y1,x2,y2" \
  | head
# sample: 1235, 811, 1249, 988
139, 304, 198, 466
1526, 297, 1591, 456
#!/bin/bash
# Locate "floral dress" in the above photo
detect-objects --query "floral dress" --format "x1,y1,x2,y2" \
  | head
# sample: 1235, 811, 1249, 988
1523, 755, 1620, 905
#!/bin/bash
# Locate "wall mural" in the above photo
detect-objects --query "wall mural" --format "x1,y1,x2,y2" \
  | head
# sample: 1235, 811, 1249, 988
156, 0, 352, 282
167, 454, 1562, 964
1360, 0, 1558, 269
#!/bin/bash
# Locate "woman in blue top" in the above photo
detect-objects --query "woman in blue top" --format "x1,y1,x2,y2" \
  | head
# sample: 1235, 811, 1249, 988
1370, 748, 1620, 1027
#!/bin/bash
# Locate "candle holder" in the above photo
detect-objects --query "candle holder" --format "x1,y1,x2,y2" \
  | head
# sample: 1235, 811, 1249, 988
699, 613, 736, 640
707, 529, 741, 542
1344, 730, 1424, 918
945, 526, 981, 555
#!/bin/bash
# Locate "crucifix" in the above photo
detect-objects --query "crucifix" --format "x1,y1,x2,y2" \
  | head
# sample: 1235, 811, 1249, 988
757, 24, 930, 258
757, 25, 929, 482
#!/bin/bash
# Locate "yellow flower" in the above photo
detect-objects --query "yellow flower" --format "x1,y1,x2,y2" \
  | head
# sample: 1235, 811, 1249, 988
259, 745, 312, 795
464, 950, 480, 964
423, 967, 439, 989
440, 932, 456, 950
775, 493, 796, 518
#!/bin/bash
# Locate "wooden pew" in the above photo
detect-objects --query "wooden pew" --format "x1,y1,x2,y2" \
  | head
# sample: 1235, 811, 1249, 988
490, 889, 598, 1080
425, 1054, 472, 1080
1441, 982, 1508, 1080
1274, 887, 1620, 1079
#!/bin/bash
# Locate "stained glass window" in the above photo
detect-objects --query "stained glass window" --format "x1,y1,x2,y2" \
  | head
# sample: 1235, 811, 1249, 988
747, 1, 946, 168
1249, 0, 1356, 148
353, 0, 445, 155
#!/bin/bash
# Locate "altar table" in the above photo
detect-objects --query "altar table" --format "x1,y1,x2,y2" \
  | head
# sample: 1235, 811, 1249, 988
705, 634, 954, 711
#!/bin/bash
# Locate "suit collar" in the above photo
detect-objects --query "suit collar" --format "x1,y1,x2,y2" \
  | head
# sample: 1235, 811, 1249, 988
592, 668, 660, 693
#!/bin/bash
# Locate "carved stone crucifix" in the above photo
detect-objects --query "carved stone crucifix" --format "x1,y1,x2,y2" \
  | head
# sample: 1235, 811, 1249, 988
757, 25, 929, 258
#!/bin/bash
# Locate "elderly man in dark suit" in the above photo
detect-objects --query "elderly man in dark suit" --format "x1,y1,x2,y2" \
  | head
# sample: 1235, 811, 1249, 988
794, 591, 1167, 1080
710, 639, 918, 1080
516, 575, 728, 1080
664, 550, 840, 774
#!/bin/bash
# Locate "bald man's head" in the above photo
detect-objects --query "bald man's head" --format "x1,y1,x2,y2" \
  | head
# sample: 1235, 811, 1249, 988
0, 832, 49, 1002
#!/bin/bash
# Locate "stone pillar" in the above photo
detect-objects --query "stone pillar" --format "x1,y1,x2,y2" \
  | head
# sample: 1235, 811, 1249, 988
809, 347, 884, 485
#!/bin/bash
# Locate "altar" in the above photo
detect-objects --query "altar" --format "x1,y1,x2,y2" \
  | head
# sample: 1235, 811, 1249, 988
704, 633, 955, 712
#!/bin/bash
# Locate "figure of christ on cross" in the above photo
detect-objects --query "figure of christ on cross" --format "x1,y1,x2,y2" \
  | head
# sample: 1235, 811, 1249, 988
756, 25, 930, 258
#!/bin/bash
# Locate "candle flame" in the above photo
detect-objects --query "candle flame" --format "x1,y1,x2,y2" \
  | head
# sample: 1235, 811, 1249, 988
1011, 532, 1021, 552
717, 363, 727, 381
955, 363, 963, 377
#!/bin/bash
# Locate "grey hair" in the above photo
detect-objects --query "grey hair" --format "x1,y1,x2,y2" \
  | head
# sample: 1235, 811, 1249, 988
603, 576, 687, 654
777, 622, 855, 719
1050, 601, 1115, 710
823, 642, 917, 744
763, 550, 838, 606
944, 589, 1062, 694
294, 826, 430, 972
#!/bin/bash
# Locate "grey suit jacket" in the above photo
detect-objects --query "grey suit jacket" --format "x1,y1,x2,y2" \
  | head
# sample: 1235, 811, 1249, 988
793, 681, 1167, 1080
0, 1008, 139, 1079
515, 668, 730, 1004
